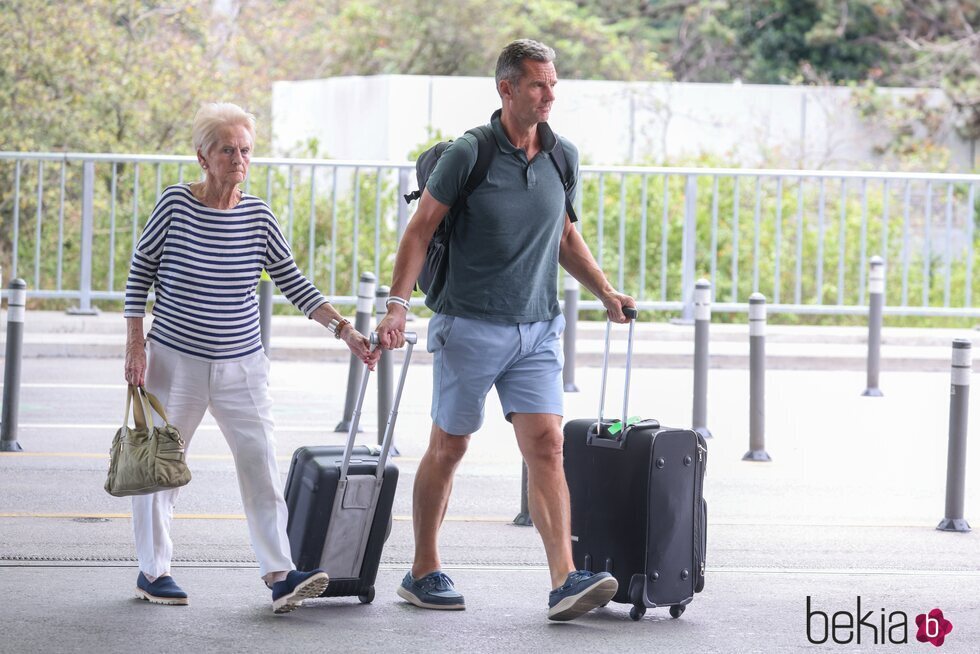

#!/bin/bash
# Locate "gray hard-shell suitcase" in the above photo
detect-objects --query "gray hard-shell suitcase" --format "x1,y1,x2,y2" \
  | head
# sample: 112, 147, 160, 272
283, 333, 417, 604
563, 309, 707, 621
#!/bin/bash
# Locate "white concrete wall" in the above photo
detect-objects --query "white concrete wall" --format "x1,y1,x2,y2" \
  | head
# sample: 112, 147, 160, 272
272, 75, 974, 170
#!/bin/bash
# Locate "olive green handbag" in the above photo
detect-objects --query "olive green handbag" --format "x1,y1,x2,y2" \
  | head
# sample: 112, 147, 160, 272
104, 385, 191, 497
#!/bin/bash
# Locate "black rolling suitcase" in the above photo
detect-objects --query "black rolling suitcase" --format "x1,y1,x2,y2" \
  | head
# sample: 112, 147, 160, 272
283, 333, 417, 604
563, 309, 707, 621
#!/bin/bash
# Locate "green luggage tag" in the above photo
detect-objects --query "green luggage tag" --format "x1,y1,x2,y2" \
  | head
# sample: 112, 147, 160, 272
607, 416, 641, 436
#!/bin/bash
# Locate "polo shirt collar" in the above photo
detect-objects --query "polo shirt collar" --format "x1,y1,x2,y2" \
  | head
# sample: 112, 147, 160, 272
489, 109, 558, 155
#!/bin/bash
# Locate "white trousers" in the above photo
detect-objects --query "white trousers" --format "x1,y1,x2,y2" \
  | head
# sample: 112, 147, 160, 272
132, 341, 294, 579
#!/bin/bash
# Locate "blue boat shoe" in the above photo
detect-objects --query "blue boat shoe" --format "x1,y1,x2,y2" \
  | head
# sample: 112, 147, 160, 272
135, 572, 188, 606
547, 570, 618, 621
397, 571, 465, 610
271, 569, 330, 614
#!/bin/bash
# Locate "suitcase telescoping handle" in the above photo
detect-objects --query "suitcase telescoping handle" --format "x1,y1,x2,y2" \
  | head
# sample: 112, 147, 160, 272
597, 307, 638, 435
339, 332, 418, 481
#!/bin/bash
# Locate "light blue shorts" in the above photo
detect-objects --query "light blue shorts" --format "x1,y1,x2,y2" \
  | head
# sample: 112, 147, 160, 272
427, 313, 566, 435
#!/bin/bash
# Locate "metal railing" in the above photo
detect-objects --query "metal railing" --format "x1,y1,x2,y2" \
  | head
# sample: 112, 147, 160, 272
1, 151, 977, 317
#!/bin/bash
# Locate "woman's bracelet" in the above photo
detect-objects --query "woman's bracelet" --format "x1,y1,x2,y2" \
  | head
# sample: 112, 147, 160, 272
328, 318, 351, 339
385, 296, 411, 311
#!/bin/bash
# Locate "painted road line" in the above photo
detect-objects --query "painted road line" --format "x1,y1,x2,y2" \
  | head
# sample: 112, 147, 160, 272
0, 512, 509, 522
8, 383, 351, 393
0, 509, 952, 529
0, 452, 422, 463
14, 424, 349, 433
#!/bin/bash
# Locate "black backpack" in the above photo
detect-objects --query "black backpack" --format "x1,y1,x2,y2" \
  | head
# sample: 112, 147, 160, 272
403, 123, 578, 294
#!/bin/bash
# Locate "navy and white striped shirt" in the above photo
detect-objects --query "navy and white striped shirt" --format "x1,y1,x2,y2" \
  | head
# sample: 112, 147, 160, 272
124, 184, 327, 361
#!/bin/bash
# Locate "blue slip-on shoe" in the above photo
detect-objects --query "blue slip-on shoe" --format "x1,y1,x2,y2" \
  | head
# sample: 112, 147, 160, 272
396, 571, 465, 610
547, 570, 618, 621
135, 572, 188, 606
271, 569, 330, 614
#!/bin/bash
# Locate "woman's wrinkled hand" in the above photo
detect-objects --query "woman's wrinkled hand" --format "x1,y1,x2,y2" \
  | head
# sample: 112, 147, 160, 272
125, 338, 147, 387
343, 327, 381, 370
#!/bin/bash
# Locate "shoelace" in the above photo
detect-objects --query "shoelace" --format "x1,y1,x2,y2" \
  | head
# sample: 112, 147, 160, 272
421, 572, 454, 592
557, 571, 591, 592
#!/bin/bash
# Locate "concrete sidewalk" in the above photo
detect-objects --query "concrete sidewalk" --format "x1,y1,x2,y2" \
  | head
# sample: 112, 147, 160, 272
8, 309, 980, 371
0, 324, 979, 652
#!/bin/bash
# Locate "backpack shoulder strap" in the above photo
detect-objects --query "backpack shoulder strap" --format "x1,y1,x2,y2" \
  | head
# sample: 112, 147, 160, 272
550, 138, 578, 223
461, 124, 495, 199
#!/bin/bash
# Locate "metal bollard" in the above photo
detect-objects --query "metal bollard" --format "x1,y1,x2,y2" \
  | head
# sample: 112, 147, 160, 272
562, 274, 579, 392
335, 272, 376, 432
513, 460, 533, 526
862, 256, 885, 397
937, 339, 972, 532
257, 271, 273, 355
743, 293, 771, 462
375, 286, 396, 453
1, 279, 27, 452
692, 279, 713, 439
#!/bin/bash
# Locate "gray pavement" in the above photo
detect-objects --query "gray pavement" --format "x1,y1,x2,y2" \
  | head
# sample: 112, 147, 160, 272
1, 312, 979, 653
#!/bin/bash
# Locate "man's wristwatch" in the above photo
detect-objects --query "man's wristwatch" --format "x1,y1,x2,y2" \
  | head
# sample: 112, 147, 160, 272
328, 318, 351, 339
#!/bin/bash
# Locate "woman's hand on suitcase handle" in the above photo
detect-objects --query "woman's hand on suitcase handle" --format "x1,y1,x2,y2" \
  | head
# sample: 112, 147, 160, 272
602, 292, 637, 324
343, 327, 380, 370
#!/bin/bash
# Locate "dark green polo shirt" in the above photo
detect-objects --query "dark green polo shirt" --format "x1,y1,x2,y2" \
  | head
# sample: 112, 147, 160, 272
424, 111, 579, 323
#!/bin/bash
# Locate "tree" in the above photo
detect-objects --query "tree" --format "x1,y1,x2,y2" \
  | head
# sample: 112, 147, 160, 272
0, 1, 245, 153
0, 0, 670, 154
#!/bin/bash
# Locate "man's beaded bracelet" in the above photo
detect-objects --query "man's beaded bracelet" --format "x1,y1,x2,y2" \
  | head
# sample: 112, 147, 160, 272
385, 296, 411, 311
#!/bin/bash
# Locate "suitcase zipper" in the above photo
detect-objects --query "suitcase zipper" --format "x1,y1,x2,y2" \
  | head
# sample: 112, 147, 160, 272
693, 436, 707, 593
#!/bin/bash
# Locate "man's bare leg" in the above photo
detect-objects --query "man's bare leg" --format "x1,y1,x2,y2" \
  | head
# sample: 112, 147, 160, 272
411, 423, 470, 577
511, 413, 575, 588
512, 412, 618, 621
396, 423, 470, 610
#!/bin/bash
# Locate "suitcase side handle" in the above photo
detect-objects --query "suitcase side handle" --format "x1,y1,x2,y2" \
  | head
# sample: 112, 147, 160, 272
597, 307, 637, 437
339, 332, 417, 481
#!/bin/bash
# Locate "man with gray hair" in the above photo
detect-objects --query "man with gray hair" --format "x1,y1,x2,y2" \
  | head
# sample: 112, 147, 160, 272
377, 39, 634, 622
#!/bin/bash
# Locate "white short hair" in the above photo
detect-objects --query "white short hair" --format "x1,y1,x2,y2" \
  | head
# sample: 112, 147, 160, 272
192, 102, 256, 155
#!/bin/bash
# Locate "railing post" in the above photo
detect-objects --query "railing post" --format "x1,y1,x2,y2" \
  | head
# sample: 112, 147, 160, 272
513, 460, 533, 527
743, 293, 771, 462
67, 161, 99, 316
1, 279, 27, 452
679, 175, 698, 322
692, 279, 712, 439
397, 169, 411, 238
862, 256, 885, 397
258, 271, 273, 355
335, 272, 376, 432
562, 273, 579, 392
937, 340, 972, 532
375, 285, 396, 454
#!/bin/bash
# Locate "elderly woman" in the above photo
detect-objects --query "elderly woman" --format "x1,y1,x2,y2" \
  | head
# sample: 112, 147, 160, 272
123, 102, 376, 614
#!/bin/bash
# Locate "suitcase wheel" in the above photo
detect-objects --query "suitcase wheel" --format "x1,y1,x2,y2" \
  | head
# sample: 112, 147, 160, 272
358, 587, 375, 604
629, 604, 646, 621
669, 604, 685, 619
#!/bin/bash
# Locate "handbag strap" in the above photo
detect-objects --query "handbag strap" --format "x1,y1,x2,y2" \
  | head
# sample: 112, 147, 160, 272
126, 384, 151, 431
138, 387, 169, 425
